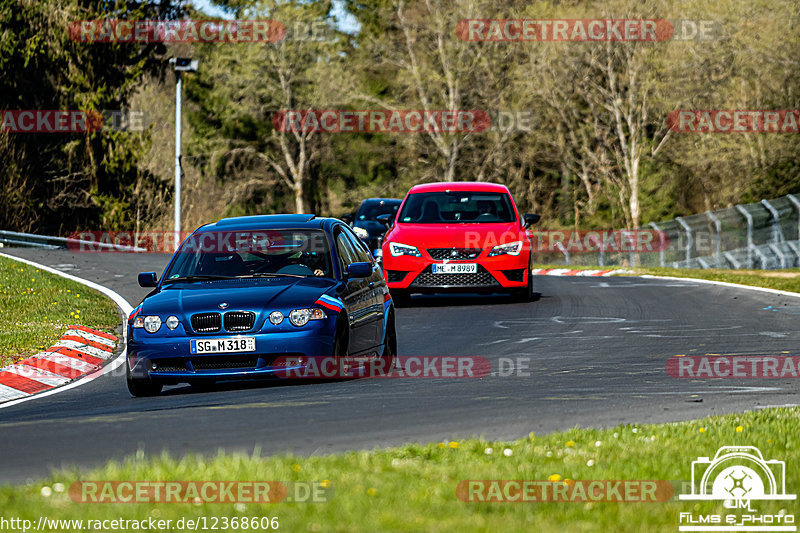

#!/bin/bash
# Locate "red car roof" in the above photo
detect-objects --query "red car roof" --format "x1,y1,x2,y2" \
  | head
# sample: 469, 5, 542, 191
406, 181, 510, 194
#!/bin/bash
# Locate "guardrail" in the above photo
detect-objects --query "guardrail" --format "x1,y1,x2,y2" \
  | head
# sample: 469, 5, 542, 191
0, 230, 147, 252
534, 194, 800, 270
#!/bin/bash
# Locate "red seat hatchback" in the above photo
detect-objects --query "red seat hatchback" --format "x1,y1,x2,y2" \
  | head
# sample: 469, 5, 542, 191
380, 182, 539, 305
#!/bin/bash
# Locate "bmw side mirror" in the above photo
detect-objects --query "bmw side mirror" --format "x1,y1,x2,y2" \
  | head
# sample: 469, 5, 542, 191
138, 272, 158, 287
376, 213, 393, 227
341, 213, 354, 224
346, 262, 372, 278
523, 213, 541, 228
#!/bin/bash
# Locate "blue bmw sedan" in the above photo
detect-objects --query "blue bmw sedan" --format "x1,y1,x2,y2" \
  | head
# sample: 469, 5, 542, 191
127, 214, 396, 396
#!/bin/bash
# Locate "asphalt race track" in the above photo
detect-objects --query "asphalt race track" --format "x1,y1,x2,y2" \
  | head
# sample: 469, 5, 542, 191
1, 248, 799, 483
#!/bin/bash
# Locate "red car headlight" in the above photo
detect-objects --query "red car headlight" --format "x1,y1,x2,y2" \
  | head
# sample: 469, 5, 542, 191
489, 240, 523, 257
389, 242, 421, 257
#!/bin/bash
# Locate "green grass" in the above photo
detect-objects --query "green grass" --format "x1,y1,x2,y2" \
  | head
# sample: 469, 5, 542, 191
1, 408, 796, 532
0, 255, 121, 366
533, 262, 800, 293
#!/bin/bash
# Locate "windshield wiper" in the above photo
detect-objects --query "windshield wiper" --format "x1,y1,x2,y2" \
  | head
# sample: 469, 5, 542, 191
163, 275, 237, 284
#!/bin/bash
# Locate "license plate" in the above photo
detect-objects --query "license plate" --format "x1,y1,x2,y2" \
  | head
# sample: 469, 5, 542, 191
190, 337, 256, 354
432, 263, 477, 274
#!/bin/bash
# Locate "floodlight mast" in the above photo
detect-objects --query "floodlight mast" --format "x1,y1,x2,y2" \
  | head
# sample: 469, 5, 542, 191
168, 58, 198, 251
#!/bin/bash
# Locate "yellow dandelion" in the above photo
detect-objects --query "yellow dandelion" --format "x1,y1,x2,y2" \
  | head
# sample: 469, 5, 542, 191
291, 464, 301, 472
366, 488, 377, 497
448, 441, 459, 449
699, 427, 706, 433
564, 479, 575, 487
548, 474, 562, 482
437, 443, 445, 449
320, 480, 330, 489
736, 426, 743, 433
76, 294, 80, 298
566, 440, 575, 447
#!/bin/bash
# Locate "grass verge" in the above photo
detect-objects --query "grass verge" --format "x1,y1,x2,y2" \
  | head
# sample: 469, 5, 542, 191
0, 408, 796, 532
533, 262, 800, 293
0, 255, 121, 366
634, 266, 800, 294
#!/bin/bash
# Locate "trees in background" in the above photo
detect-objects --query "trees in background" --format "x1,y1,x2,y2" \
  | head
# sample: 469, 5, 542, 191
0, 0, 798, 233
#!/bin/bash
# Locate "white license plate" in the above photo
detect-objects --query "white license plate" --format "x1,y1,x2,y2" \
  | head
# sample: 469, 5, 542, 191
432, 263, 477, 274
190, 337, 256, 354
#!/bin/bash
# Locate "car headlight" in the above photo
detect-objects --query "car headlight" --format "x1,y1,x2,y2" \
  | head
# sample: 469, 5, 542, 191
288, 308, 327, 327
143, 315, 162, 333
165, 315, 180, 330
269, 311, 284, 325
353, 226, 369, 239
389, 242, 421, 257
489, 240, 523, 257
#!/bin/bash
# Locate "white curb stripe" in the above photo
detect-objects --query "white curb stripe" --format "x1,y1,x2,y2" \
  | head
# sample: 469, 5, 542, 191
0, 252, 131, 409
532, 268, 632, 276
30, 352, 97, 372
52, 340, 114, 359
63, 328, 116, 346
3, 365, 71, 387
0, 383, 28, 401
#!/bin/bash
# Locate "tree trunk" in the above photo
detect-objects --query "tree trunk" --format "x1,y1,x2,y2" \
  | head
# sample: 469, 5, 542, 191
293, 178, 304, 214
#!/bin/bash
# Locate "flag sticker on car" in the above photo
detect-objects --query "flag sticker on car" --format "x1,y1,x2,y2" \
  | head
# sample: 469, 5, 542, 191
315, 294, 344, 313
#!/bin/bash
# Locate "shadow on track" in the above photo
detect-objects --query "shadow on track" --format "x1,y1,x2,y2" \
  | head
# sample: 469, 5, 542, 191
400, 292, 543, 308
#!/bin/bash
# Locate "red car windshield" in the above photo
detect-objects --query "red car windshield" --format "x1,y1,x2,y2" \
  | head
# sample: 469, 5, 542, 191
397, 191, 515, 224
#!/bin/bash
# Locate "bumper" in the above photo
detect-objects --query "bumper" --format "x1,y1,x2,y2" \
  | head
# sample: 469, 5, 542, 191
383, 253, 529, 292
127, 326, 336, 383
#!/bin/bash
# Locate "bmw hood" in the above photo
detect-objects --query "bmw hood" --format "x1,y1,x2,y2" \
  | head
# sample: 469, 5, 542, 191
139, 277, 338, 318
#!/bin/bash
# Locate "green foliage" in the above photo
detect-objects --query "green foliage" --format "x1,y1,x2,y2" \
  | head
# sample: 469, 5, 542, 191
1, 0, 799, 232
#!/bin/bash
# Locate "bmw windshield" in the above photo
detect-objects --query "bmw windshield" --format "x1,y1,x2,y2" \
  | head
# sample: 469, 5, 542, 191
397, 191, 516, 224
163, 229, 333, 283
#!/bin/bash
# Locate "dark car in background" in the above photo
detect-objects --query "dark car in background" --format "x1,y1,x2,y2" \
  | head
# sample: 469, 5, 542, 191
343, 198, 402, 260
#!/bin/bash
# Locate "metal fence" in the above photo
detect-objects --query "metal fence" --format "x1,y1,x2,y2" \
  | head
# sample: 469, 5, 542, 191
535, 194, 800, 270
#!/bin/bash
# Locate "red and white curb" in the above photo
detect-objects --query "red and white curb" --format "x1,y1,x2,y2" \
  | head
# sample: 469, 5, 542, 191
532, 268, 632, 277
0, 325, 118, 403
0, 251, 132, 409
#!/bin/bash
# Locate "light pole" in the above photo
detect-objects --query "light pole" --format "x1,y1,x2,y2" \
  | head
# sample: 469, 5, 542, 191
169, 57, 198, 250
